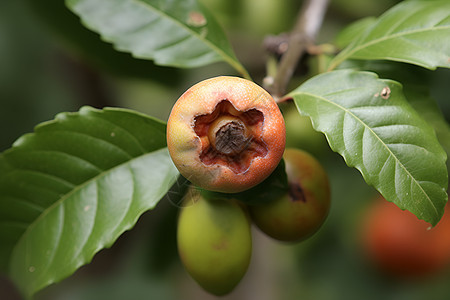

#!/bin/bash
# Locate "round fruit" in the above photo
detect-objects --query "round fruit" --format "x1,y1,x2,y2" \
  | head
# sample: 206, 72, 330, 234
177, 190, 252, 296
167, 76, 286, 193
362, 196, 450, 278
249, 148, 330, 242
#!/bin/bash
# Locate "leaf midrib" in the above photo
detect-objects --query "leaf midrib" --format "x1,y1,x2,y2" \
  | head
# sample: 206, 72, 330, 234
297, 90, 438, 217
10, 149, 167, 266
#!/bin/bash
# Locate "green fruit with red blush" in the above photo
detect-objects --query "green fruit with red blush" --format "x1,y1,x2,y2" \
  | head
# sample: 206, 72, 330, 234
249, 148, 331, 242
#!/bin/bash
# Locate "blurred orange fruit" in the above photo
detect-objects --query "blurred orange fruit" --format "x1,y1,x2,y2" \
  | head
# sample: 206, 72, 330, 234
362, 196, 450, 278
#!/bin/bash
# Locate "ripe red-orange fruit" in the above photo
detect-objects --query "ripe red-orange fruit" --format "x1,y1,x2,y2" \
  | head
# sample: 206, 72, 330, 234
362, 196, 450, 278
167, 76, 286, 193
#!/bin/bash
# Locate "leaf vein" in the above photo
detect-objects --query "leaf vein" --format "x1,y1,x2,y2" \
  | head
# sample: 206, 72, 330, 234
50, 127, 141, 159
129, 0, 234, 67
299, 91, 437, 215
38, 205, 65, 283
352, 25, 450, 59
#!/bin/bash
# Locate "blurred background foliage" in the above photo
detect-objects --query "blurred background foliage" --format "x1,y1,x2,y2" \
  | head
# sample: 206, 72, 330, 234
1, 0, 449, 299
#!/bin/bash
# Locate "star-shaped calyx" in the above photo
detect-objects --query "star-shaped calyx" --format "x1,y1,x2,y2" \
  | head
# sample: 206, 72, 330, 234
194, 100, 268, 174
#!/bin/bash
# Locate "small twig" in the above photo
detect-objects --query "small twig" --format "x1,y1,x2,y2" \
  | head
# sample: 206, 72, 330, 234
264, 0, 329, 100
263, 34, 290, 57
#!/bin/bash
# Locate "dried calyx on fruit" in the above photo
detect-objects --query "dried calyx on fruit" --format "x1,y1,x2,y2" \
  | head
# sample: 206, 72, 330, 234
194, 100, 267, 174
167, 76, 285, 193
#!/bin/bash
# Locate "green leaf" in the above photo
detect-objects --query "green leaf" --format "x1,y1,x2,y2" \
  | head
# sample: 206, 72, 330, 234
288, 70, 448, 226
336, 60, 450, 153
329, 0, 450, 70
65, 0, 250, 78
334, 17, 376, 49
0, 107, 179, 298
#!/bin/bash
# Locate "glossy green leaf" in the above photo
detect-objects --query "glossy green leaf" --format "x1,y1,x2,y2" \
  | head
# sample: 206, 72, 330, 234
0, 107, 179, 298
329, 0, 450, 70
65, 0, 250, 78
288, 70, 448, 225
336, 60, 450, 153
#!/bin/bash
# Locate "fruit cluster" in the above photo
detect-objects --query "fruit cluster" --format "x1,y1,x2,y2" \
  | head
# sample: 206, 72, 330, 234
167, 76, 331, 295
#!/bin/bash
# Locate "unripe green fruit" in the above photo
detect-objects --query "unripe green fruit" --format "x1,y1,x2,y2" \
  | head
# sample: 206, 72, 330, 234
249, 148, 330, 242
177, 191, 252, 296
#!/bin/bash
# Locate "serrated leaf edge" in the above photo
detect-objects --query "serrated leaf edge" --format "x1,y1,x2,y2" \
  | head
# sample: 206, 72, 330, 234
66, 0, 250, 77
